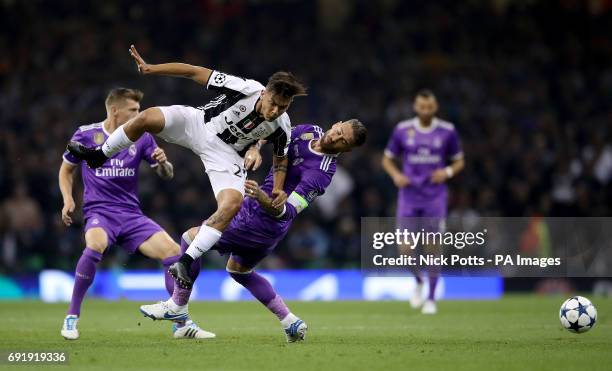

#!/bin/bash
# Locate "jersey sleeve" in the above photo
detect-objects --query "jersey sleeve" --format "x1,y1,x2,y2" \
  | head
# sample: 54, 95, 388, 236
62, 129, 85, 165
445, 128, 463, 161
206, 70, 264, 96
384, 126, 403, 158
141, 134, 159, 167
267, 116, 292, 157
278, 170, 333, 221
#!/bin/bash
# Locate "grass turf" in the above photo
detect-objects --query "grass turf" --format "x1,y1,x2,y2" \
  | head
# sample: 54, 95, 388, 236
0, 295, 610, 370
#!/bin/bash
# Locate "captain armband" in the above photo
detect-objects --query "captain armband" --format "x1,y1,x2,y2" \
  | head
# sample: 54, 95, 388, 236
287, 192, 309, 214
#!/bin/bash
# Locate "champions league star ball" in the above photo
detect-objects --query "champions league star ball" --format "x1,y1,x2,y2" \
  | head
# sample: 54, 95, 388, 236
559, 296, 597, 333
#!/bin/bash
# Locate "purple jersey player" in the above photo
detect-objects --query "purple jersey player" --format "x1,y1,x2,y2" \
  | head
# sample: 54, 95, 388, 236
382, 90, 464, 314
59, 88, 210, 340
140, 120, 367, 342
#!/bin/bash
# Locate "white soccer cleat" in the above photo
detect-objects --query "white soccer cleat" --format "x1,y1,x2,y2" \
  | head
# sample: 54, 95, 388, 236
61, 315, 79, 340
410, 283, 424, 309
284, 319, 308, 343
140, 300, 189, 322
172, 320, 216, 339
421, 300, 437, 314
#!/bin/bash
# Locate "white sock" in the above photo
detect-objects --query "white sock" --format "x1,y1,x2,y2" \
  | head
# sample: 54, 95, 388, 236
185, 225, 222, 260
280, 313, 299, 328
167, 298, 187, 312
102, 126, 133, 157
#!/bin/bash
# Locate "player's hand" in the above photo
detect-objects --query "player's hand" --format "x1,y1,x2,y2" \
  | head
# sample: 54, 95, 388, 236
244, 180, 263, 200
430, 168, 448, 184
392, 173, 410, 188
243, 147, 262, 171
271, 189, 287, 208
129, 45, 153, 74
151, 147, 167, 164
62, 198, 76, 226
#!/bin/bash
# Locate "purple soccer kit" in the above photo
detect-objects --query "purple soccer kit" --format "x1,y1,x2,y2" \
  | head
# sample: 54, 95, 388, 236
385, 117, 463, 298
214, 124, 335, 267
172, 124, 336, 322
63, 122, 164, 251
385, 117, 463, 219
63, 122, 171, 316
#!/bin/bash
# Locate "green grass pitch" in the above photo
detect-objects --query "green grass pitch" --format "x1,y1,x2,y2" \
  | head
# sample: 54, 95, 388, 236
0, 295, 610, 370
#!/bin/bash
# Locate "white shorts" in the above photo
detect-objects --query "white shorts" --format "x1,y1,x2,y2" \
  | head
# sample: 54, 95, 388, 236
157, 105, 246, 197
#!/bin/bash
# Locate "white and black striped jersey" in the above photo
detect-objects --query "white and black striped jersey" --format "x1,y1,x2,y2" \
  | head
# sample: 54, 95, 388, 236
200, 70, 291, 157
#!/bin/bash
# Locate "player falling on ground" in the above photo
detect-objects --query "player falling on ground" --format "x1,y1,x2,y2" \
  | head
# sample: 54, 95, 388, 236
140, 121, 367, 341
67, 45, 307, 290
59, 88, 210, 340
382, 90, 464, 314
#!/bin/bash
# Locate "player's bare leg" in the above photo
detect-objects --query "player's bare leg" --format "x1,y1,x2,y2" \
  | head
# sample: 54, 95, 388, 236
227, 257, 307, 342
67, 107, 165, 168
61, 228, 108, 340
169, 189, 243, 288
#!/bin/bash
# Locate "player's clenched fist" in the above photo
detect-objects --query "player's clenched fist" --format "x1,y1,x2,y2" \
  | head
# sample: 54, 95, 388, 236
244, 147, 262, 171
151, 147, 167, 164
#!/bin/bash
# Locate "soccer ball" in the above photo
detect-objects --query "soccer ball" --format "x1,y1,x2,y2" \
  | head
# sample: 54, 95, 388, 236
559, 296, 597, 333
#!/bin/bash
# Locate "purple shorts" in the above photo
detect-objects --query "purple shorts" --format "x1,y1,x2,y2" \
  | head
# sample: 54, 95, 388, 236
212, 229, 276, 270
397, 200, 447, 232
84, 208, 163, 254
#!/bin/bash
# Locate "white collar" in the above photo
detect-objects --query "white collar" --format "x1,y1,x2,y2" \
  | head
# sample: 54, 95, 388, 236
413, 117, 438, 133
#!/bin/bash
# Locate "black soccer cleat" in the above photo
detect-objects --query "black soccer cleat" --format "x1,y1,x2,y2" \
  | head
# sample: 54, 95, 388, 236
169, 262, 193, 289
66, 141, 109, 168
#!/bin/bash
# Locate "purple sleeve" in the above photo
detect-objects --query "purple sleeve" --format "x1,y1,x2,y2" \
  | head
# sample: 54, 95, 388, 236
141, 134, 158, 167
62, 129, 85, 165
445, 128, 463, 161
280, 170, 332, 221
384, 126, 403, 158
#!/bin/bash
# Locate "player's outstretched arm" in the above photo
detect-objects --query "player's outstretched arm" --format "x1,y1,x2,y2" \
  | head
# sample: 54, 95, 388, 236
129, 45, 212, 85
244, 180, 284, 217
58, 161, 77, 226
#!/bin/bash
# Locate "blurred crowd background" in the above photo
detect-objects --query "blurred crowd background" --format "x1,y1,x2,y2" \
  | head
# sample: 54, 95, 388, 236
1, 0, 611, 273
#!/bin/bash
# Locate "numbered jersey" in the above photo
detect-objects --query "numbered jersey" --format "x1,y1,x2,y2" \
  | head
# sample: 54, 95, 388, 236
201, 70, 291, 157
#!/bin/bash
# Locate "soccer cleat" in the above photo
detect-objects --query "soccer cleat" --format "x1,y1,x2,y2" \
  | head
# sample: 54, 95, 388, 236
284, 319, 308, 343
61, 315, 79, 340
421, 300, 437, 314
173, 320, 216, 339
169, 262, 193, 289
410, 283, 424, 309
140, 301, 189, 322
66, 141, 109, 168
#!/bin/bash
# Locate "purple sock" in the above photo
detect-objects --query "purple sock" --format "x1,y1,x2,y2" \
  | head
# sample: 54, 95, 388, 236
171, 235, 201, 306
428, 275, 438, 300
162, 255, 180, 296
230, 271, 290, 320
67, 248, 102, 316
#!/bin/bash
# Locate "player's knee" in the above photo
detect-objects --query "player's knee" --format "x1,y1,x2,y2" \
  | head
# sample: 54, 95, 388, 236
129, 108, 164, 134
219, 198, 242, 218
226, 258, 252, 274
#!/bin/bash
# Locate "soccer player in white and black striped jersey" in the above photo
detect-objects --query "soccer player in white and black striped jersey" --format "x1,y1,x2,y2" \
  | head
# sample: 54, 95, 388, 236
68, 45, 307, 291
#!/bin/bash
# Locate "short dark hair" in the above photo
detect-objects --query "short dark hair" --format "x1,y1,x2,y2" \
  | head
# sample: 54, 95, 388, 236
415, 89, 436, 100
105, 88, 144, 107
348, 119, 367, 147
266, 72, 307, 98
